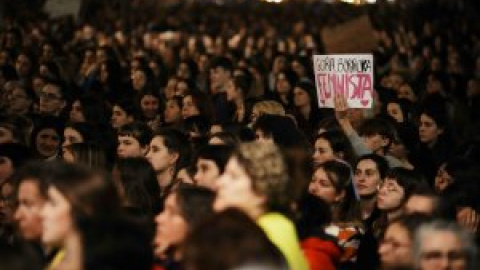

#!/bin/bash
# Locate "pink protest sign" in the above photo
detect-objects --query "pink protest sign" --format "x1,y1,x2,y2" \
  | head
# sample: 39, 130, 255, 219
313, 54, 374, 108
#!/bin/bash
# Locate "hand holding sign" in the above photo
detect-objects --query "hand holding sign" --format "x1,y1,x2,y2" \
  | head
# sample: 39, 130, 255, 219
334, 93, 349, 120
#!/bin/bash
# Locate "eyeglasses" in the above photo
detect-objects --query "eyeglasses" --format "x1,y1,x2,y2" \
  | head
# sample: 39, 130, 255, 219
39, 91, 61, 101
421, 250, 466, 262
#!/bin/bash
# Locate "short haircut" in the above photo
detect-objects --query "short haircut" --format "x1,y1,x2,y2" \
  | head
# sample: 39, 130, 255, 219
195, 144, 234, 174
117, 121, 153, 147
358, 118, 395, 151
153, 128, 191, 170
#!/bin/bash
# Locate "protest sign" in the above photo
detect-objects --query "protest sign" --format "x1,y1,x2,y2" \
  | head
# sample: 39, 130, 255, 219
313, 54, 374, 109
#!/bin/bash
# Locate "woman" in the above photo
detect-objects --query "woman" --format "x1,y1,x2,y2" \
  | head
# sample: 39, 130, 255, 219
181, 91, 213, 121
137, 91, 162, 131
146, 129, 191, 198
153, 184, 215, 269
312, 130, 357, 167
272, 69, 297, 113
113, 157, 162, 216
412, 96, 456, 183
41, 161, 120, 270
163, 96, 183, 128
378, 214, 431, 269
69, 94, 110, 127
292, 80, 329, 141
308, 160, 363, 267
214, 142, 309, 270
225, 75, 252, 124
353, 154, 389, 224
376, 168, 427, 233
30, 117, 64, 160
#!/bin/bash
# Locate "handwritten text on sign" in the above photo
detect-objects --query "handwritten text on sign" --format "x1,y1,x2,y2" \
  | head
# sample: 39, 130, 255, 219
313, 54, 374, 108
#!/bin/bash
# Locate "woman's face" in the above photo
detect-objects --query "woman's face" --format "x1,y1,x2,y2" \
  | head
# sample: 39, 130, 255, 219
36, 128, 61, 158
308, 167, 342, 204
146, 136, 176, 173
154, 193, 188, 254
293, 87, 310, 108
419, 114, 443, 145
41, 187, 75, 246
182, 95, 200, 119
62, 127, 84, 148
0, 156, 14, 184
140, 95, 159, 119
312, 138, 336, 167
0, 127, 15, 144
377, 178, 405, 211
164, 100, 181, 124
354, 159, 382, 197
378, 222, 413, 268
111, 105, 132, 129
214, 157, 265, 216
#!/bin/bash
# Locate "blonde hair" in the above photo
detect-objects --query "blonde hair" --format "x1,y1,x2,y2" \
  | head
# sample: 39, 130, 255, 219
252, 100, 285, 117
234, 142, 289, 211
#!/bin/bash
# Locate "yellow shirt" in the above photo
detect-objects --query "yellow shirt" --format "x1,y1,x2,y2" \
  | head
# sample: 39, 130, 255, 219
258, 212, 309, 270
46, 249, 66, 270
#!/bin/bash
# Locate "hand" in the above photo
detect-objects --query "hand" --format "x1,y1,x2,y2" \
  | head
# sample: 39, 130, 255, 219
334, 93, 349, 120
457, 207, 480, 233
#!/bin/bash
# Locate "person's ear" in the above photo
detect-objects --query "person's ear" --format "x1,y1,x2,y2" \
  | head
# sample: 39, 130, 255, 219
381, 136, 390, 148
141, 145, 150, 156
169, 151, 180, 166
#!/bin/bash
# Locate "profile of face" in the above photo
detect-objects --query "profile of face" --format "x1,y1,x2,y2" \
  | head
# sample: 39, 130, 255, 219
69, 100, 85, 123
154, 193, 188, 255
117, 135, 146, 158
62, 127, 84, 149
194, 158, 220, 190
405, 195, 436, 215
419, 114, 443, 146
36, 128, 61, 158
293, 87, 310, 108
182, 95, 200, 119
14, 180, 46, 240
418, 230, 467, 270
308, 167, 344, 205
111, 105, 133, 129
378, 222, 413, 268
140, 94, 159, 119
312, 138, 336, 166
41, 187, 75, 246
214, 157, 265, 216
377, 178, 405, 211
146, 136, 177, 173
434, 164, 452, 192
164, 100, 181, 124
354, 159, 382, 197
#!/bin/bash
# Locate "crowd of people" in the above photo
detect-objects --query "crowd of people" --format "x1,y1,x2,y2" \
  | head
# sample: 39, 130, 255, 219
1, 0, 480, 269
